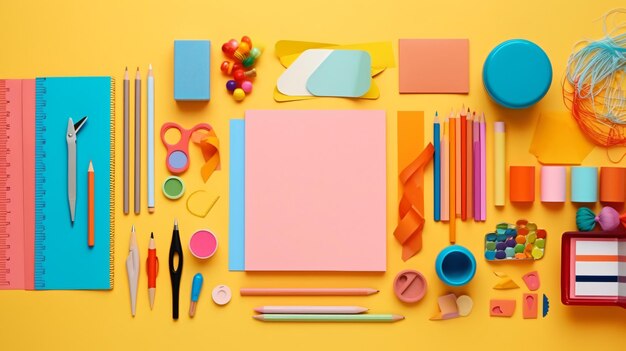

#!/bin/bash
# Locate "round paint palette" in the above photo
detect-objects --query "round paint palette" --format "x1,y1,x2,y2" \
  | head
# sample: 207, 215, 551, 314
484, 219, 547, 261
393, 269, 427, 303
162, 176, 185, 200
189, 229, 218, 259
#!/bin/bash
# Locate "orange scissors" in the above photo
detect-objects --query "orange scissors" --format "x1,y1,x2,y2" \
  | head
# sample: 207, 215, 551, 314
160, 122, 215, 174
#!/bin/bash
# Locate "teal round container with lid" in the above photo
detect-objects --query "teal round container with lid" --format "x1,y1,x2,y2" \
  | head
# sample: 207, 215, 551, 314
483, 39, 552, 109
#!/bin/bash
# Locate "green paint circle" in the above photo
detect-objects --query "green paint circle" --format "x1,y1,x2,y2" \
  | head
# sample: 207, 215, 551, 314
163, 176, 185, 200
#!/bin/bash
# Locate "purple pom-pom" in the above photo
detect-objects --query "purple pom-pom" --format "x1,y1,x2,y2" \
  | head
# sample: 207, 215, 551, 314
597, 206, 620, 231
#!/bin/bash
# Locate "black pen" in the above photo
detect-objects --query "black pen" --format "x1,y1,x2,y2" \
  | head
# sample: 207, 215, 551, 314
169, 219, 183, 320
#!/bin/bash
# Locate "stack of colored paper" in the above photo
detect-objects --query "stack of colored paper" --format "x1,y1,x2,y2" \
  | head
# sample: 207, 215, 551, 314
274, 41, 395, 101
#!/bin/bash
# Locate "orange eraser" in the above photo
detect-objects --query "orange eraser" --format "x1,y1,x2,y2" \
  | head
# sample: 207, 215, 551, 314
523, 293, 538, 319
490, 299, 516, 317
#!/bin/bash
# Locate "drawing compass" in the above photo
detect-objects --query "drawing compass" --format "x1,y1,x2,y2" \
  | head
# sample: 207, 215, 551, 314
66, 116, 87, 224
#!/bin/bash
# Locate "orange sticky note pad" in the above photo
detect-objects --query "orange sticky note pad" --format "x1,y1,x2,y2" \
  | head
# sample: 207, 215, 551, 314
399, 39, 469, 94
490, 299, 516, 317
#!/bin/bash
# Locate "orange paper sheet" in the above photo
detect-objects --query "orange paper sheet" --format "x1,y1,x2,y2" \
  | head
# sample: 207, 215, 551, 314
530, 111, 594, 164
399, 39, 469, 94
395, 112, 434, 261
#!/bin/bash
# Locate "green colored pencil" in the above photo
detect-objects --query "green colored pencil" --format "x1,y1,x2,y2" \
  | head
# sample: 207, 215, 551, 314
253, 314, 404, 323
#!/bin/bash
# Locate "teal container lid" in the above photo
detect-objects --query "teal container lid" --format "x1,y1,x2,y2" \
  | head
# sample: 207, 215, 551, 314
483, 39, 552, 109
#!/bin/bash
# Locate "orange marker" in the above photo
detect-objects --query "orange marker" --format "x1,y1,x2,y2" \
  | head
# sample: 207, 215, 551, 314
147, 232, 158, 310
88, 161, 95, 247
460, 108, 467, 221
449, 114, 456, 243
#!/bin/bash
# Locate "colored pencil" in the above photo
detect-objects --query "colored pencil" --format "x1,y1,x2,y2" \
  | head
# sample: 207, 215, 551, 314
473, 114, 480, 221
433, 112, 441, 222
123, 68, 129, 215
480, 113, 487, 221
441, 118, 449, 221
449, 114, 456, 243
460, 108, 467, 220
254, 306, 369, 314
87, 161, 94, 247
134, 67, 141, 214
240, 288, 379, 296
494, 121, 506, 207
467, 112, 473, 220
147, 232, 157, 310
147, 64, 155, 213
455, 112, 461, 217
253, 314, 404, 323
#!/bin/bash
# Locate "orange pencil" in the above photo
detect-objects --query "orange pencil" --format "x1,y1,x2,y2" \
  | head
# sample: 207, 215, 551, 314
449, 113, 456, 243
461, 108, 467, 221
88, 161, 94, 247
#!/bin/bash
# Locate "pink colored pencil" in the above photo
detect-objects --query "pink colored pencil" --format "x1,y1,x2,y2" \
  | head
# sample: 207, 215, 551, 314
449, 114, 457, 243
456, 111, 462, 217
473, 114, 480, 221
480, 112, 487, 221
466, 112, 473, 220
441, 117, 449, 221
254, 306, 369, 314
240, 288, 379, 296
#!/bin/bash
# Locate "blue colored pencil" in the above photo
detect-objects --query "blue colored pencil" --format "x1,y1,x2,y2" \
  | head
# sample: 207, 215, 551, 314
434, 112, 441, 221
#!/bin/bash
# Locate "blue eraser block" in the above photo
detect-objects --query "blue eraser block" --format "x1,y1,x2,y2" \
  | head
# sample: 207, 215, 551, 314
174, 40, 210, 101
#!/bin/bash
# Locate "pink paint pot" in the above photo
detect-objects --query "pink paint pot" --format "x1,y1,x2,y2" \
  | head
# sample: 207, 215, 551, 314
189, 229, 218, 259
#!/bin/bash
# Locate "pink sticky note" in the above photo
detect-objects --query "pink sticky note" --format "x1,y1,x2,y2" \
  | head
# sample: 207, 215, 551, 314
244, 110, 387, 271
399, 39, 469, 94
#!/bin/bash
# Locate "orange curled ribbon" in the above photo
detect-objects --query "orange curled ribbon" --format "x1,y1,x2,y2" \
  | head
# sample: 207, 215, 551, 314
394, 143, 434, 261
191, 129, 220, 182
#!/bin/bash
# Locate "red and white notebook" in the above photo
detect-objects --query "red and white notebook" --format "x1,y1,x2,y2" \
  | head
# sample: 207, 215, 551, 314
0, 79, 36, 290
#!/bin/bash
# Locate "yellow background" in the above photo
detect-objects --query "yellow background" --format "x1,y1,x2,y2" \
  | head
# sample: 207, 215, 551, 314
1, 0, 625, 350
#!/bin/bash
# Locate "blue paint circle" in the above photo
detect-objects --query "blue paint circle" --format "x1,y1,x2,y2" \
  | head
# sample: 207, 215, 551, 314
483, 39, 552, 109
169, 151, 188, 169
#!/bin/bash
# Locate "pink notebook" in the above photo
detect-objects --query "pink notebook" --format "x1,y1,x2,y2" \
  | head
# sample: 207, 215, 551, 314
0, 79, 36, 289
244, 110, 387, 271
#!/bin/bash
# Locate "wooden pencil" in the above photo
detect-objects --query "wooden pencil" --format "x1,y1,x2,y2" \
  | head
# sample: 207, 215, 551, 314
433, 112, 441, 222
441, 117, 449, 221
480, 113, 487, 221
449, 113, 457, 243
240, 288, 379, 296
467, 111, 473, 220
455, 111, 461, 217
253, 314, 404, 322
254, 306, 369, 314
460, 107, 467, 220
134, 67, 141, 214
